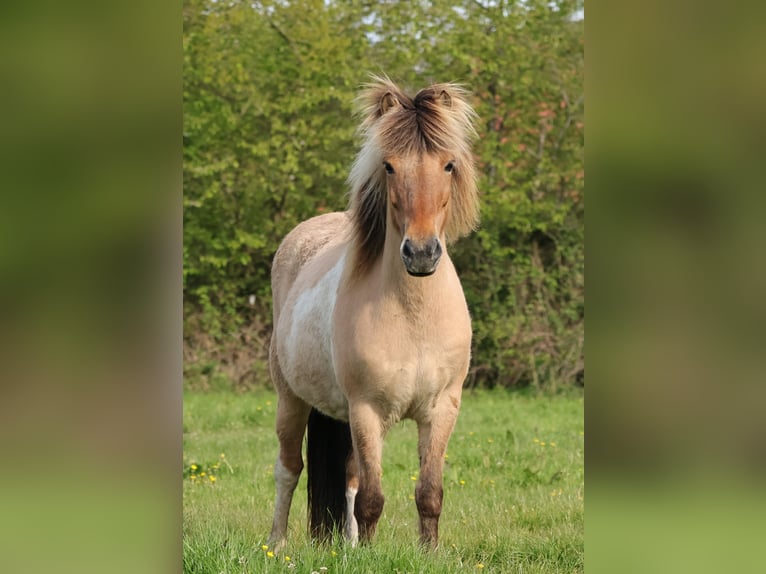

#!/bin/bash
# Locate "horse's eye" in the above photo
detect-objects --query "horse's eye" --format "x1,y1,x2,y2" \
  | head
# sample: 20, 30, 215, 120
444, 161, 455, 173
383, 161, 395, 175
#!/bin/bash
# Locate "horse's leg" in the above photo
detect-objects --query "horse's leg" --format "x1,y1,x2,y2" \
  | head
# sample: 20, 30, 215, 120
267, 387, 310, 551
344, 450, 360, 545
349, 402, 385, 543
415, 392, 461, 548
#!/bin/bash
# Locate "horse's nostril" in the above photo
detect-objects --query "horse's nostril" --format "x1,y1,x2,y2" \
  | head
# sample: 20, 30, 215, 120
425, 238, 441, 259
401, 239, 414, 259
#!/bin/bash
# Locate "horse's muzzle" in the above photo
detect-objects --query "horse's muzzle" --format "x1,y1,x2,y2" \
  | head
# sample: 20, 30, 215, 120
401, 237, 442, 277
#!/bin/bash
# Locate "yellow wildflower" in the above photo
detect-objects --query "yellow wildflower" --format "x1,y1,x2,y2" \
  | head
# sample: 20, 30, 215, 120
284, 556, 291, 562
267, 551, 274, 558
191, 464, 198, 470
261, 545, 269, 550
410, 475, 417, 481
476, 563, 484, 569
209, 475, 216, 482
459, 480, 466, 486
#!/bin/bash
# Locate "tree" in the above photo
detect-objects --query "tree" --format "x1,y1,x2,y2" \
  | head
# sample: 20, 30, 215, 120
183, 0, 584, 389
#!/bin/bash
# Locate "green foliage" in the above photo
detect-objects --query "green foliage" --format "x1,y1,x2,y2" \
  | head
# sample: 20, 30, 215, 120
183, 0, 584, 389
183, 388, 584, 572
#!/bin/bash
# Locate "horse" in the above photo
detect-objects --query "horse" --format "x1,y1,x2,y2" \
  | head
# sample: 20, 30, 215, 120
266, 77, 479, 550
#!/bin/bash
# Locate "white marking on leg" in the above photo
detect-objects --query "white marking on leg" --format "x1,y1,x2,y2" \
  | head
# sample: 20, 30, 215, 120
344, 486, 359, 546
268, 458, 300, 550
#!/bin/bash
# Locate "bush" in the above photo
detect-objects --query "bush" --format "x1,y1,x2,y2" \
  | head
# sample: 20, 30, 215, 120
183, 0, 584, 390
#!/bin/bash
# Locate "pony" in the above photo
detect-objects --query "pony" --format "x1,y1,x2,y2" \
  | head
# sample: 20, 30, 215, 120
267, 77, 479, 550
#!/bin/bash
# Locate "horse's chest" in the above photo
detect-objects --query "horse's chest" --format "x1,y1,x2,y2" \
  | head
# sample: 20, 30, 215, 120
337, 306, 471, 415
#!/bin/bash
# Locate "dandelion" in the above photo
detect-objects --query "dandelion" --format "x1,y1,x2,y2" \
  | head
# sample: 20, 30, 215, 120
267, 551, 275, 558
200, 472, 206, 477
549, 442, 556, 447
540, 442, 547, 446
410, 475, 417, 481
266, 401, 272, 406
331, 550, 337, 557
459, 480, 466, 486
487, 438, 493, 444
284, 555, 291, 562
476, 563, 485, 569
209, 475, 216, 482
191, 464, 198, 470
220, 453, 225, 458
408, 495, 415, 500
261, 545, 269, 551
444, 453, 449, 460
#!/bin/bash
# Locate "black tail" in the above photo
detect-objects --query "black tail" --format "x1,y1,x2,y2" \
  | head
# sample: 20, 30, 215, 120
306, 408, 352, 541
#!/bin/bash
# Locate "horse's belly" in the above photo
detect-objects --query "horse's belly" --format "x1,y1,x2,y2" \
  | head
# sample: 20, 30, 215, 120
277, 255, 349, 421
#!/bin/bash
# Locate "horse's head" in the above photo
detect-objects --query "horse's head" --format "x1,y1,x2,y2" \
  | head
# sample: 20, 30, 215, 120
348, 77, 479, 277
382, 151, 454, 276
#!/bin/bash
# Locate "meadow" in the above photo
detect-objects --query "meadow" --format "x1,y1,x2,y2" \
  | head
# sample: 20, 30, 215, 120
183, 388, 583, 573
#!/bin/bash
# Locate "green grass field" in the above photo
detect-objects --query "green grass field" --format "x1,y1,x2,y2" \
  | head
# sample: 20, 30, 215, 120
183, 388, 583, 573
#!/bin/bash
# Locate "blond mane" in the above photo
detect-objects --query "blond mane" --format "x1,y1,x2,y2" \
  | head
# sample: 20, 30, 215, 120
347, 76, 480, 274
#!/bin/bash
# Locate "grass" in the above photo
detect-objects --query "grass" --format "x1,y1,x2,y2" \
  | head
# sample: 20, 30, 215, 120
183, 387, 583, 573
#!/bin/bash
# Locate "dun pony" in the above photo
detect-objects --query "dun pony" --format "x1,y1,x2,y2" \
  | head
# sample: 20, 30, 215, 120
267, 76, 479, 549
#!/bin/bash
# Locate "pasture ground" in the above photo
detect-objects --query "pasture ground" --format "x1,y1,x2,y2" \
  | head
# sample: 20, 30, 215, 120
183, 388, 583, 573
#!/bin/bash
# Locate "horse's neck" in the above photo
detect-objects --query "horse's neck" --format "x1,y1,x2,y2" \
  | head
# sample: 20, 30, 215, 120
378, 229, 450, 311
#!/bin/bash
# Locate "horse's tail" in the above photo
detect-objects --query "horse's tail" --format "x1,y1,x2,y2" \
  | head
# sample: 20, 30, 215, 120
306, 408, 352, 541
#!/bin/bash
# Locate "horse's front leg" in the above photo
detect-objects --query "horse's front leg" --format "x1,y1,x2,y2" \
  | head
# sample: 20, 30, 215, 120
348, 402, 385, 543
415, 392, 461, 548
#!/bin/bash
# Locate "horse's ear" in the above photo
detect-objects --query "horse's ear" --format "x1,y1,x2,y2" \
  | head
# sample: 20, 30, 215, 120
380, 92, 399, 115
438, 90, 453, 109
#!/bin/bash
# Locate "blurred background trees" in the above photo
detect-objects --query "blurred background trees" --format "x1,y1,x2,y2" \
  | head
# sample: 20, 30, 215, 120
183, 0, 584, 390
